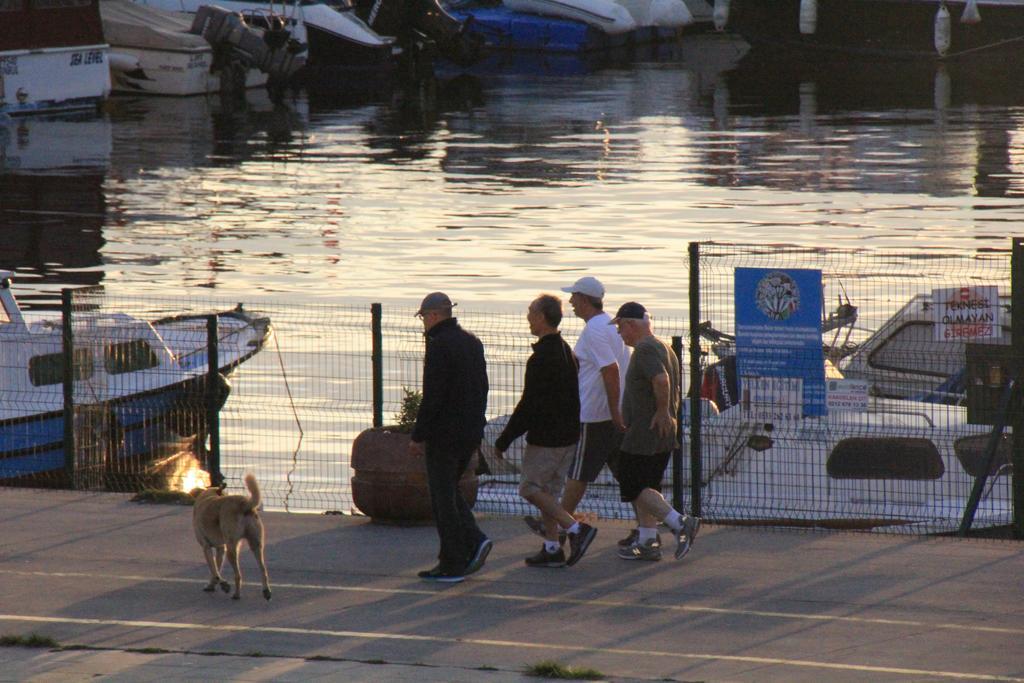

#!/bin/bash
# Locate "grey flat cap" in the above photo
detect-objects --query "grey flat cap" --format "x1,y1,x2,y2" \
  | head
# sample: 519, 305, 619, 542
416, 291, 456, 316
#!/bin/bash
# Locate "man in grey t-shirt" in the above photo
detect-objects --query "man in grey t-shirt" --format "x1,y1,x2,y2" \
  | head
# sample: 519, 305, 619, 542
610, 302, 700, 563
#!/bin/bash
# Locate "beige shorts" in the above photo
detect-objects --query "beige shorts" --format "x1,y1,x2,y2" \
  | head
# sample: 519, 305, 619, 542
518, 443, 577, 499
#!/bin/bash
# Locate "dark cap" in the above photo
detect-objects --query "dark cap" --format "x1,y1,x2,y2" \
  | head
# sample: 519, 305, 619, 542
610, 301, 648, 324
416, 291, 456, 316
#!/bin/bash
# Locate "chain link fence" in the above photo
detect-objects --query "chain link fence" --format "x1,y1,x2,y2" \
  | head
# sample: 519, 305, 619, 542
3, 238, 1022, 538
687, 242, 1019, 536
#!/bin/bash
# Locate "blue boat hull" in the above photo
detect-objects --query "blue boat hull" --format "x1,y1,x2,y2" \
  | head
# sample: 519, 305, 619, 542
449, 5, 681, 52
0, 374, 227, 489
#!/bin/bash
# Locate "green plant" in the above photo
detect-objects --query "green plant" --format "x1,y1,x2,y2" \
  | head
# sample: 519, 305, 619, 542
130, 489, 196, 505
524, 660, 604, 680
0, 633, 58, 648
394, 387, 422, 432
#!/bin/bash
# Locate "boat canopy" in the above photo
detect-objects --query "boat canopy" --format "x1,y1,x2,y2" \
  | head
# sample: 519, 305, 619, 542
99, 0, 209, 51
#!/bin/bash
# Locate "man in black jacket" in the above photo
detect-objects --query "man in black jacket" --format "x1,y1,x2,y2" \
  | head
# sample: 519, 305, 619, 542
409, 292, 491, 583
495, 294, 597, 568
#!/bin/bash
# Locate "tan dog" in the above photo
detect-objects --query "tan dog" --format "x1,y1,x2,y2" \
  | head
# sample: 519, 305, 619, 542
193, 473, 272, 601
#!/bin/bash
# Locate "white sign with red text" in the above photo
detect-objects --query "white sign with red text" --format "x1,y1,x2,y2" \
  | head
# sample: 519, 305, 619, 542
933, 285, 1000, 341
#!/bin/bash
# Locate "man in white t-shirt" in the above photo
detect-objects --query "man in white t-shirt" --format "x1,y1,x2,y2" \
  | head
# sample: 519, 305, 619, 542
559, 276, 631, 519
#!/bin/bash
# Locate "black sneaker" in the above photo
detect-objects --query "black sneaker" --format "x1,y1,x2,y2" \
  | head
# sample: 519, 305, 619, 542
566, 522, 597, 567
525, 546, 566, 568
417, 566, 465, 583
617, 529, 663, 547
524, 515, 566, 544
464, 537, 493, 575
617, 539, 662, 561
674, 516, 701, 561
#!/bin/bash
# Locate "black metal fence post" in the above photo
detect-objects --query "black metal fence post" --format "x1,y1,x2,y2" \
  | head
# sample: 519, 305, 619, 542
371, 303, 384, 428
61, 289, 75, 488
671, 335, 684, 512
688, 242, 703, 518
207, 315, 222, 486
1012, 237, 1024, 539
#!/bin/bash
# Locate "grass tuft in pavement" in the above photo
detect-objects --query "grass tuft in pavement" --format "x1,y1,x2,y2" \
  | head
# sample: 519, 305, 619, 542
0, 633, 59, 648
525, 660, 604, 680
131, 489, 197, 505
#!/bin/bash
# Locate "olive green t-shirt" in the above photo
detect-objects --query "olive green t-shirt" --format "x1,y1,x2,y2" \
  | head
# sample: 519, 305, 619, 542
621, 334, 680, 455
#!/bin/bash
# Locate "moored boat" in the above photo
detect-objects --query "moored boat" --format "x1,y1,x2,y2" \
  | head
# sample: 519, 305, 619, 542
0, 271, 272, 490
447, 0, 693, 54
1, 0, 111, 116
132, 0, 401, 72
101, 0, 306, 96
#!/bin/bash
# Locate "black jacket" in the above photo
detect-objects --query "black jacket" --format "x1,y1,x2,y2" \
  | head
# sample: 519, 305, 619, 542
411, 317, 489, 450
495, 332, 580, 451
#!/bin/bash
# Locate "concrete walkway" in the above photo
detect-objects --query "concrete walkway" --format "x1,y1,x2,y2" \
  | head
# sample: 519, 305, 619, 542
0, 488, 1022, 682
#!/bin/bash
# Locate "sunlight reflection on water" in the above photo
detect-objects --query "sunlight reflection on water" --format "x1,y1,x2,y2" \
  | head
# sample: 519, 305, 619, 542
3, 36, 1023, 317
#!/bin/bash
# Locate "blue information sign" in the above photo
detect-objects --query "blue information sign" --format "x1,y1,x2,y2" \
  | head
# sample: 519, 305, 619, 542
735, 268, 826, 418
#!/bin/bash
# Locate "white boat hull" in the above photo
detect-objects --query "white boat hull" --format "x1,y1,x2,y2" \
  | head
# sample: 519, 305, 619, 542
503, 0, 638, 33
0, 45, 110, 116
477, 396, 1013, 533
615, 0, 693, 27
132, 0, 400, 68
108, 47, 268, 96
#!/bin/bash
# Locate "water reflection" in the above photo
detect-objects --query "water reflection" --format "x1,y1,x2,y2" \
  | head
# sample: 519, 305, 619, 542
0, 115, 110, 306
713, 51, 1024, 197
2, 39, 1023, 308
107, 92, 308, 175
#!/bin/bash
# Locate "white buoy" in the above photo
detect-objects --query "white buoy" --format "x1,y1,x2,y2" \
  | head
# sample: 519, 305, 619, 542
961, 0, 981, 24
649, 0, 693, 27
799, 0, 817, 34
934, 3, 951, 56
713, 0, 730, 31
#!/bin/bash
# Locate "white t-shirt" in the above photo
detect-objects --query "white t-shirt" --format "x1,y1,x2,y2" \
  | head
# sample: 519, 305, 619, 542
573, 311, 632, 423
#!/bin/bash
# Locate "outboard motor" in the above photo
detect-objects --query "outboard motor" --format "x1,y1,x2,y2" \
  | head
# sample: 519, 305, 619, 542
357, 0, 482, 67
413, 0, 482, 66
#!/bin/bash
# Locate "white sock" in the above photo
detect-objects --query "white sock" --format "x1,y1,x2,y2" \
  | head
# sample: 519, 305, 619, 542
638, 527, 658, 543
544, 540, 561, 553
566, 522, 580, 535
664, 510, 684, 532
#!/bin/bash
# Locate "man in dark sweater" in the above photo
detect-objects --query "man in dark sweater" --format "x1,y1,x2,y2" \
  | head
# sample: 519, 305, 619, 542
495, 294, 597, 568
409, 292, 491, 583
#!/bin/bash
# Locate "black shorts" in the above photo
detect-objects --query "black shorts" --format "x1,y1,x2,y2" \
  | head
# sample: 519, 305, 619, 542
617, 450, 671, 502
567, 421, 622, 483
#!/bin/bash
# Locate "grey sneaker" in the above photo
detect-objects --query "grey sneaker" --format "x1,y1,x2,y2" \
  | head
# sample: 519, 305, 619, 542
618, 528, 661, 547
674, 516, 701, 561
617, 539, 662, 561
525, 546, 566, 568
566, 522, 597, 566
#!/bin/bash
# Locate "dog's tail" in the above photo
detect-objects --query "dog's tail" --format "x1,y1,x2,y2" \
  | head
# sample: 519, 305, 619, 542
243, 473, 262, 513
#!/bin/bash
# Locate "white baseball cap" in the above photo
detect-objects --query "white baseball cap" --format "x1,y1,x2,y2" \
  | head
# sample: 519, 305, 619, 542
560, 276, 605, 299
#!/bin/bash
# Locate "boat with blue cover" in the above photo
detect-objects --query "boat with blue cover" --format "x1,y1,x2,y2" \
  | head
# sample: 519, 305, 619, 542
448, 0, 692, 53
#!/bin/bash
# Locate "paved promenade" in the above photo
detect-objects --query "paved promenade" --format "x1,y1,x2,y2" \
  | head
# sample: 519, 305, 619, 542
0, 487, 1022, 682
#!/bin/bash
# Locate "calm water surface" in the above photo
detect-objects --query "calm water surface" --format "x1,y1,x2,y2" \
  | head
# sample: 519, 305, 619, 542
2, 36, 1023, 314
6, 37, 1024, 508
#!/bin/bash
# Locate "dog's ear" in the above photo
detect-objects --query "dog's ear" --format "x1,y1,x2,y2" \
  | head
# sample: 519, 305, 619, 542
215, 482, 228, 495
